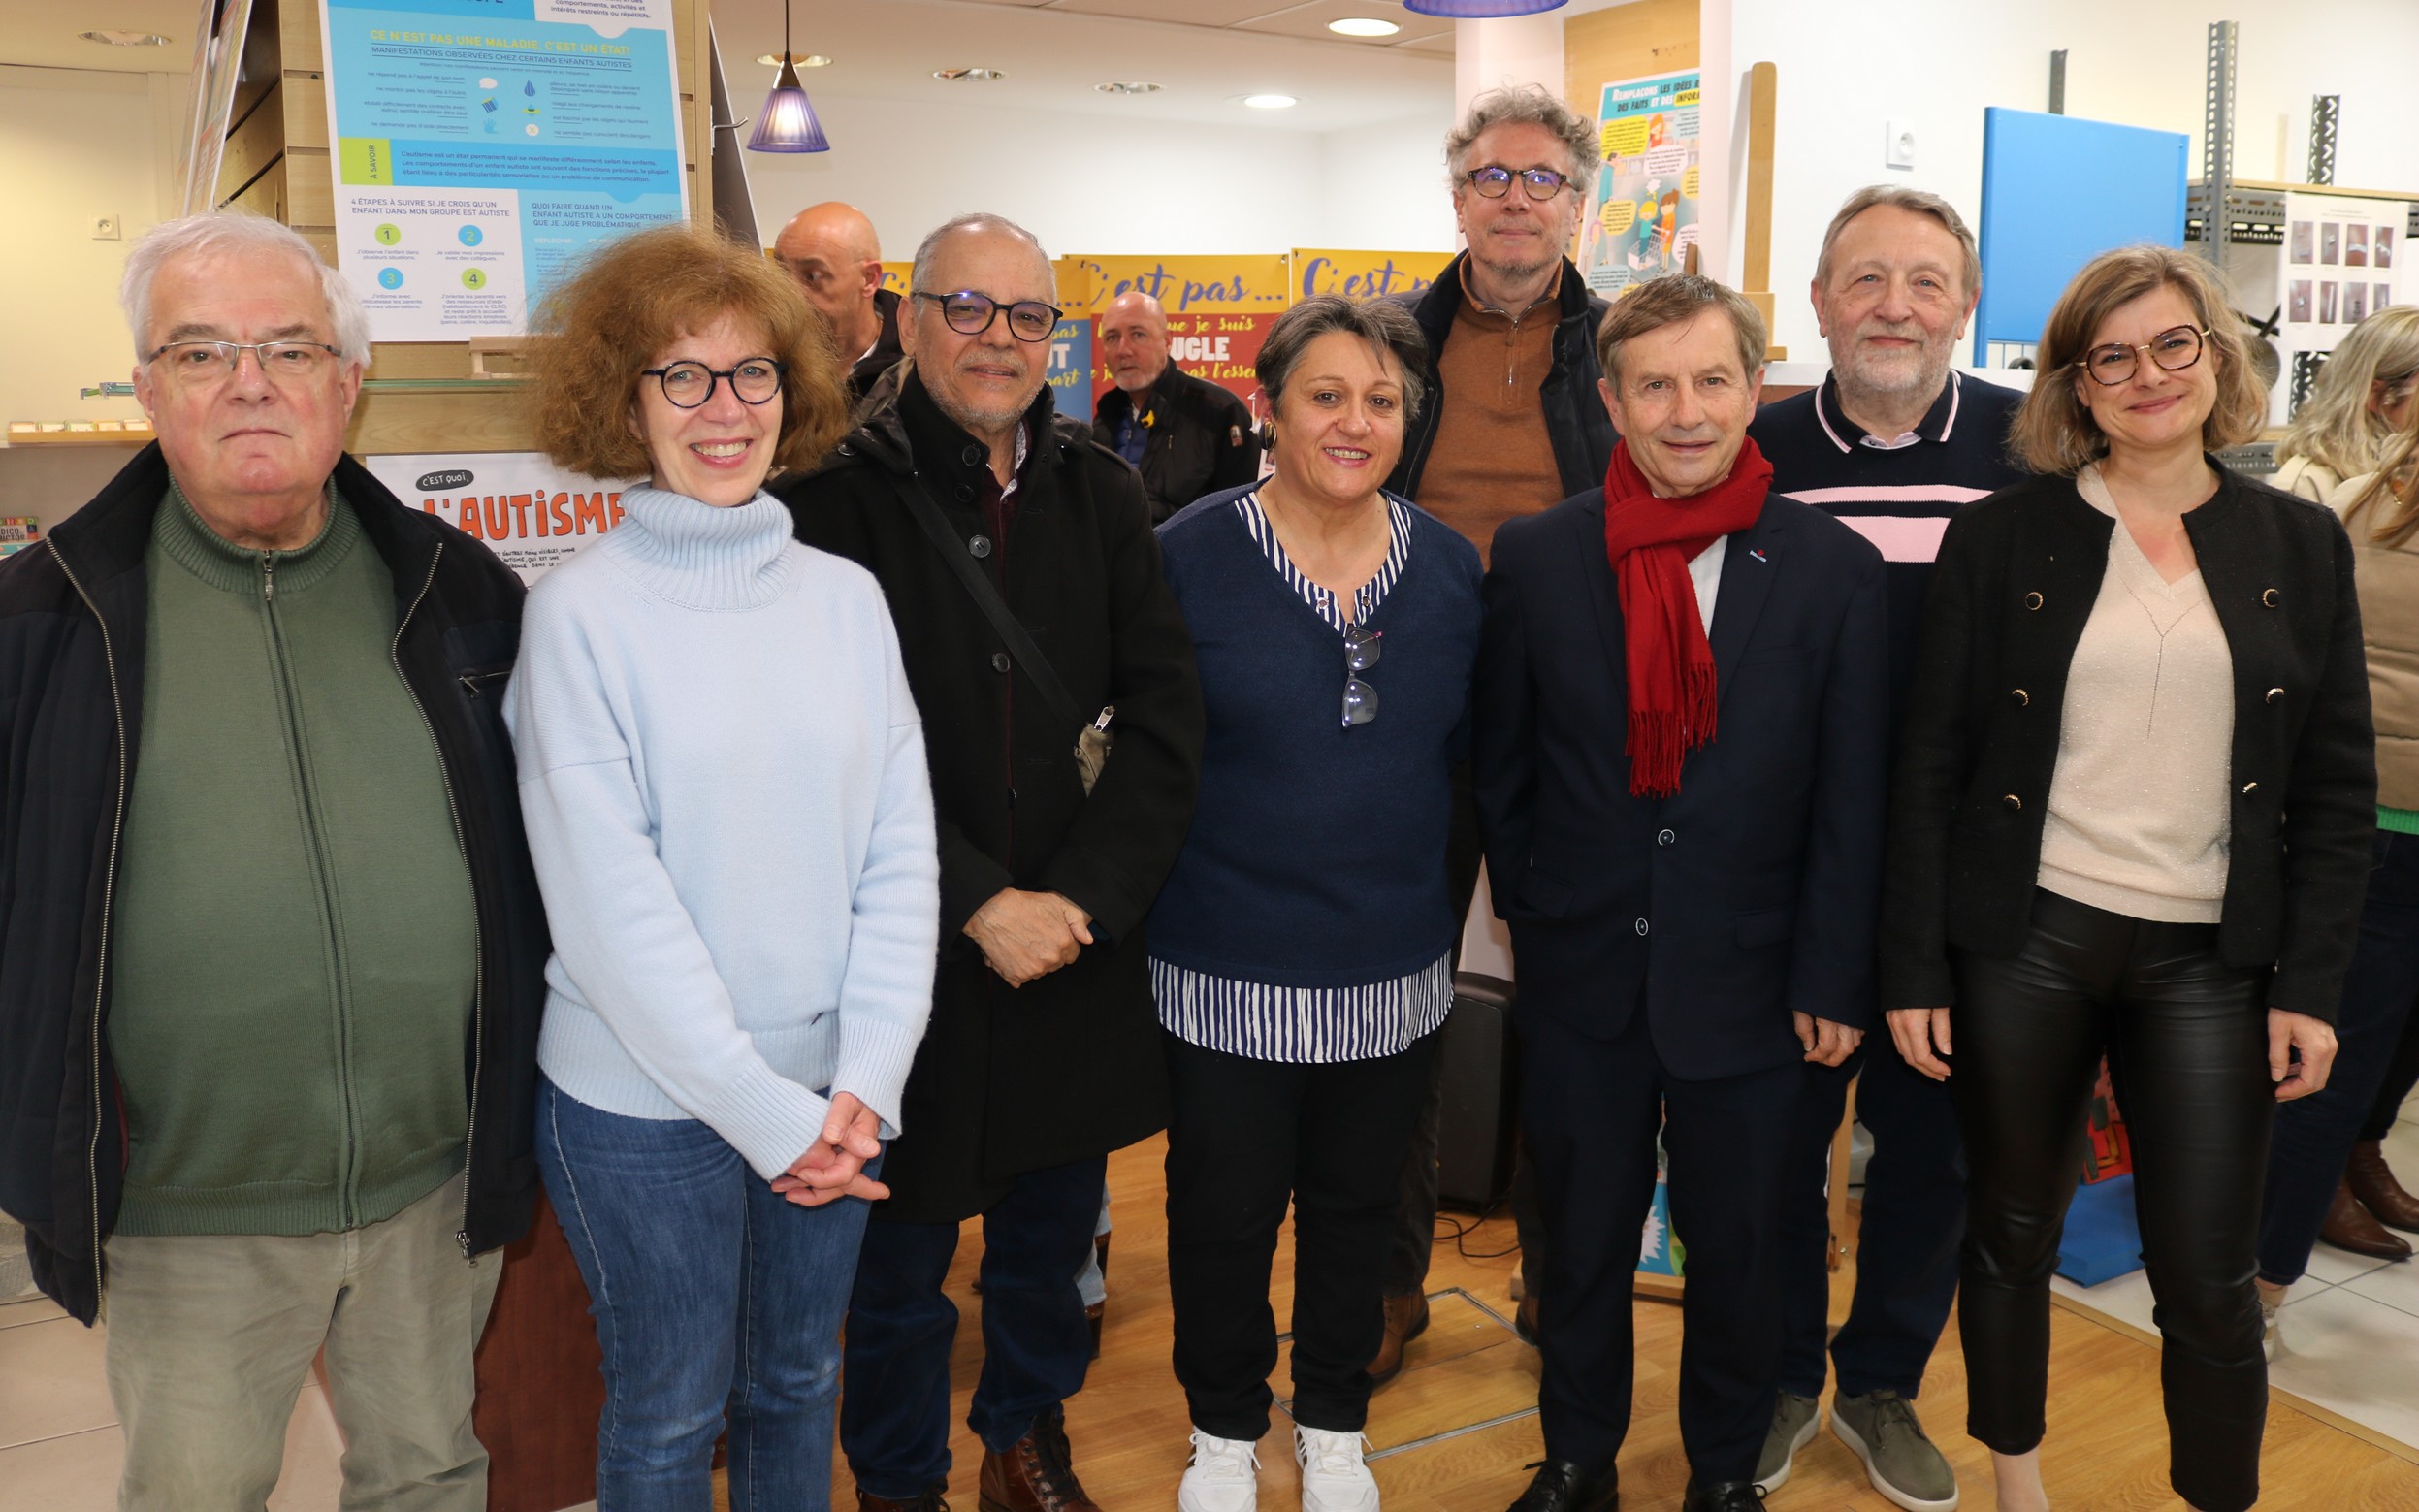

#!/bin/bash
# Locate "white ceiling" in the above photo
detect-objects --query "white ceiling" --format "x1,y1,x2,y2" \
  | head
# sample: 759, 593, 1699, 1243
0, 0, 198, 72
0, 0, 1464, 133
719, 0, 1455, 134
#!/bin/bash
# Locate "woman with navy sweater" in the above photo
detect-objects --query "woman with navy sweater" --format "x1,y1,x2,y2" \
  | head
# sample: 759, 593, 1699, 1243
1153, 296, 1482, 1512
508, 228, 941, 1511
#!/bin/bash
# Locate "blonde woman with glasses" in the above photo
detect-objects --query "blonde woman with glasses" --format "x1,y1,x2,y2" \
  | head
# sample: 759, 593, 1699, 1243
1882, 246, 2373, 1512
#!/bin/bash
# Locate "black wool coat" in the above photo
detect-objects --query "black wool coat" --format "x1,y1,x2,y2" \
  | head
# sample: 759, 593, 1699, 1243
776, 375, 1205, 1223
1880, 464, 2376, 1021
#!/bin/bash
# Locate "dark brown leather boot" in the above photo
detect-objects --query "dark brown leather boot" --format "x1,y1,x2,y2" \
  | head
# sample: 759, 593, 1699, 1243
2320, 1176, 2412, 1261
2347, 1140, 2419, 1233
858, 1489, 949, 1512
1368, 1290, 1430, 1388
980, 1409, 1101, 1512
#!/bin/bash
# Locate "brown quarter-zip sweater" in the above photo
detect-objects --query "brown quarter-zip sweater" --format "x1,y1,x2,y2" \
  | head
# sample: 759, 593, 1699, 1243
107, 484, 477, 1237
1413, 265, 1569, 564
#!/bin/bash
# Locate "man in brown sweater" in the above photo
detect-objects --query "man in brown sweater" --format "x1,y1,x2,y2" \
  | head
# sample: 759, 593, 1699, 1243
1371, 83, 1620, 1383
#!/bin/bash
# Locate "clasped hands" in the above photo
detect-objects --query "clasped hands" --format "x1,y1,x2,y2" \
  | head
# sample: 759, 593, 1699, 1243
965, 887, 1094, 987
771, 1091, 887, 1208
1882, 1006, 2338, 1101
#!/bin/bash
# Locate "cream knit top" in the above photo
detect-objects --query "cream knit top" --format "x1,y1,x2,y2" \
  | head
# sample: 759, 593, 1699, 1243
2036, 465, 2237, 923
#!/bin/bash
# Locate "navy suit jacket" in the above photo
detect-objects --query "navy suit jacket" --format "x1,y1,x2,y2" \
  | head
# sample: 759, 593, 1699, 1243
1476, 487, 1890, 1080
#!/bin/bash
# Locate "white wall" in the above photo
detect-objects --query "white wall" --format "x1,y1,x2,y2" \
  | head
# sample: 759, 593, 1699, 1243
739, 90, 1457, 262
1720, 0, 2419, 362
1312, 111, 1459, 253
0, 66, 165, 430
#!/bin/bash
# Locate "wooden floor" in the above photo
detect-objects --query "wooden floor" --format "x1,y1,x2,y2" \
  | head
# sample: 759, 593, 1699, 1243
795, 1135, 2419, 1512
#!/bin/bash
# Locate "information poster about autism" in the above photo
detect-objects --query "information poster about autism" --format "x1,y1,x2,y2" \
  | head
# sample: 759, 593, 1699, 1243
1580, 71, 1701, 299
318, 0, 689, 341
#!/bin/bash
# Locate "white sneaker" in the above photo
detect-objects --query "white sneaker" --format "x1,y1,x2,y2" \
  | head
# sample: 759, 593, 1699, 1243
1295, 1426, 1379, 1512
1179, 1430, 1259, 1512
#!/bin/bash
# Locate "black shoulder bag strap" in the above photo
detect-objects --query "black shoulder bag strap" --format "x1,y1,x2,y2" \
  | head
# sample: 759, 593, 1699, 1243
885, 465, 1088, 738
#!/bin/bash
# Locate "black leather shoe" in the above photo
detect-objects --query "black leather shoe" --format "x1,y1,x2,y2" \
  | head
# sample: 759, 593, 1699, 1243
1505, 1459, 1618, 1512
1679, 1478, 1762, 1512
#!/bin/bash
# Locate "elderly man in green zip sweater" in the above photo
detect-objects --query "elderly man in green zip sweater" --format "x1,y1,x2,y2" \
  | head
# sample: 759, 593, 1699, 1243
0, 212, 546, 1511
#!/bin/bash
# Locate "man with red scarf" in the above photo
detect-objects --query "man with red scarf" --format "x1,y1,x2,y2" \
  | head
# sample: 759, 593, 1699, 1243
1474, 276, 1889, 1512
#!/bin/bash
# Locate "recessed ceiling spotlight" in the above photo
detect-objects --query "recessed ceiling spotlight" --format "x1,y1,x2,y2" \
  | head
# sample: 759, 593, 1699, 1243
757, 52, 832, 68
1095, 81, 1163, 95
934, 67, 1006, 81
1238, 93, 1298, 110
1328, 17, 1401, 36
79, 28, 170, 46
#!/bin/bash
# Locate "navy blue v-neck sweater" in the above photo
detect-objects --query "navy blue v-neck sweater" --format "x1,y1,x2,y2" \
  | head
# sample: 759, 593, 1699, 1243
1148, 487, 1482, 1000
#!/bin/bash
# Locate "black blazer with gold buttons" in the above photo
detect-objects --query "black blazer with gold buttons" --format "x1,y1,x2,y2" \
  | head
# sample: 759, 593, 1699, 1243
1880, 462, 2375, 1021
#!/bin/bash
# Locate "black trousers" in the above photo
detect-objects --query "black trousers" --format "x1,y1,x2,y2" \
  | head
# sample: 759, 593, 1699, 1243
1520, 1002, 1800, 1486
2262, 830, 2419, 1283
1775, 1033, 1967, 1399
1383, 1057, 1551, 1297
1952, 890, 2273, 1512
1163, 1028, 1442, 1441
2361, 1007, 2419, 1142
1384, 830, 1552, 1302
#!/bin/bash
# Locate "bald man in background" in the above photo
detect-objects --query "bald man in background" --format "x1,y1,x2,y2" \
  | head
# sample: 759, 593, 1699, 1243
1091, 291, 1260, 523
775, 201, 906, 409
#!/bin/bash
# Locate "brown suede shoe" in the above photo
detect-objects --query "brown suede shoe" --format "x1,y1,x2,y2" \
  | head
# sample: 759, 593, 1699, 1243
2348, 1140, 2419, 1233
980, 1410, 1101, 1512
859, 1490, 949, 1512
1368, 1290, 1431, 1388
2320, 1176, 2412, 1261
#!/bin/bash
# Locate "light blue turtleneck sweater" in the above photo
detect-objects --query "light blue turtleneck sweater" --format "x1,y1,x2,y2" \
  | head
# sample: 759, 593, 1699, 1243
506, 485, 939, 1179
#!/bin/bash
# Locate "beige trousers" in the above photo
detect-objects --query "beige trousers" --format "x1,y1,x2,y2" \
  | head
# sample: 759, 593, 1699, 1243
101, 1174, 502, 1512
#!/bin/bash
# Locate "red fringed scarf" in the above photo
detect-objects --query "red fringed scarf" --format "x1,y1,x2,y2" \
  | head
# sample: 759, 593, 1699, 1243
1602, 436, 1773, 796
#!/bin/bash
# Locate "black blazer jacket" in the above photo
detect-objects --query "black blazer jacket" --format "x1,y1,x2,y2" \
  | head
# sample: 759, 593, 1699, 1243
1476, 487, 1890, 1080
1879, 465, 2375, 1021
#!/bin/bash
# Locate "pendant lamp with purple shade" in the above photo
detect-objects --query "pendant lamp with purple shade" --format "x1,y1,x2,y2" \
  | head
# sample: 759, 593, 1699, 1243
1402, 0, 1569, 16
749, 1, 829, 153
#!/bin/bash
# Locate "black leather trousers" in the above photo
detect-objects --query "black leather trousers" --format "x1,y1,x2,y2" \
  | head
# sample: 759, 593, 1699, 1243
1951, 889, 2274, 1512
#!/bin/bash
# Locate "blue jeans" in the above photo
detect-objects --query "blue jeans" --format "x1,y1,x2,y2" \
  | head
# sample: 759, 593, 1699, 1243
840, 1155, 1107, 1498
2261, 829, 2419, 1284
535, 1076, 877, 1512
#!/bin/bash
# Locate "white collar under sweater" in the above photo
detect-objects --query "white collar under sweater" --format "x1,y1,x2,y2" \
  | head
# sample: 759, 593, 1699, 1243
600, 484, 798, 611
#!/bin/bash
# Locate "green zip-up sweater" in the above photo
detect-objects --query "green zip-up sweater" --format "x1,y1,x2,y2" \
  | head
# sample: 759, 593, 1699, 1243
106, 484, 479, 1237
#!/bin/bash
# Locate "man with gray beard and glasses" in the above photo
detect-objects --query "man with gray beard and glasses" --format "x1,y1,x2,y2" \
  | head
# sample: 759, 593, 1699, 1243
1746, 185, 2028, 1512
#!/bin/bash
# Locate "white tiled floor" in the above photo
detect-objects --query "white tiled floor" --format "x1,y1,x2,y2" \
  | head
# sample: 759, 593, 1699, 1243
2052, 1100, 2419, 1453
0, 1292, 345, 1512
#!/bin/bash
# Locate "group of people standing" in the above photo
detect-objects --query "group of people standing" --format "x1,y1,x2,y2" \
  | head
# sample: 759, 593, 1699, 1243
2, 77, 2414, 1512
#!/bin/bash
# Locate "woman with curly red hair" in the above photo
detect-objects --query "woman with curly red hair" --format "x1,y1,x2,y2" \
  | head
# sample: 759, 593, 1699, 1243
509, 225, 940, 1510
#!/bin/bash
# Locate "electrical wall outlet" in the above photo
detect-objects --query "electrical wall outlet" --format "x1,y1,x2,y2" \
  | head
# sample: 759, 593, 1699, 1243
1886, 121, 1917, 171
91, 214, 120, 241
